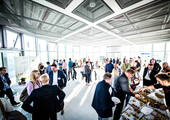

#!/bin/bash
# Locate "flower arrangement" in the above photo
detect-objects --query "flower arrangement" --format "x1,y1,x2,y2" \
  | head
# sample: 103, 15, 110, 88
16, 73, 27, 85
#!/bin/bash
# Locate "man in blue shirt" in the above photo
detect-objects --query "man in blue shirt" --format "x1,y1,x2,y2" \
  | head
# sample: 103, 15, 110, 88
46, 61, 51, 75
105, 60, 114, 73
68, 58, 73, 81
0, 67, 20, 106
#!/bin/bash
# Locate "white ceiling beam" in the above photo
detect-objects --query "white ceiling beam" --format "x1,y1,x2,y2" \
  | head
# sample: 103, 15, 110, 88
94, 0, 155, 25
32, 0, 93, 26
32, 0, 141, 45
125, 29, 170, 39
94, 25, 135, 45
65, 0, 84, 12
56, 25, 91, 41
103, 0, 122, 13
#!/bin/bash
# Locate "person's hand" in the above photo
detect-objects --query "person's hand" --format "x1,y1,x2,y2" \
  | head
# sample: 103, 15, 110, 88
135, 94, 141, 99
140, 87, 147, 92
114, 102, 119, 105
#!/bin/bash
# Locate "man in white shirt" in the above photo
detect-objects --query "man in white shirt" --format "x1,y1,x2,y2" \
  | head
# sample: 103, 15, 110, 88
143, 64, 156, 86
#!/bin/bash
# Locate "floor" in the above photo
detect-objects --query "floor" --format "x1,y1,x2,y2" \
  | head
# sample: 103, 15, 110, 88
12, 69, 105, 120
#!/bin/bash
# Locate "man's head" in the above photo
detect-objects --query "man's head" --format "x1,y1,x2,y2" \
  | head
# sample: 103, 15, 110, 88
103, 73, 112, 84
114, 63, 118, 68
155, 74, 170, 86
51, 64, 57, 72
86, 61, 89, 65
40, 73, 49, 85
125, 69, 135, 79
0, 67, 6, 75
69, 58, 71, 61
148, 63, 154, 70
46, 62, 50, 65
125, 59, 129, 65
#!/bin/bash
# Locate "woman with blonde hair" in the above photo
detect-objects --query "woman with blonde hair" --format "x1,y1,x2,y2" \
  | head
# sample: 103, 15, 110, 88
27, 70, 41, 95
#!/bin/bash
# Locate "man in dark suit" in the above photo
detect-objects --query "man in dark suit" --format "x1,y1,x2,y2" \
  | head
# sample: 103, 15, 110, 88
22, 74, 65, 120
92, 73, 118, 119
151, 59, 161, 74
143, 64, 156, 86
49, 64, 67, 89
113, 69, 140, 120
0, 67, 19, 106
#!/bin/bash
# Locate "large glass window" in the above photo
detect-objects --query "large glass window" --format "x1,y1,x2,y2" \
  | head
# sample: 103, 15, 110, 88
153, 43, 165, 51
37, 39, 48, 63
6, 30, 21, 49
24, 35, 36, 56
80, 46, 87, 59
73, 46, 80, 60
58, 43, 65, 60
66, 44, 72, 60
48, 43, 57, 63
166, 42, 170, 64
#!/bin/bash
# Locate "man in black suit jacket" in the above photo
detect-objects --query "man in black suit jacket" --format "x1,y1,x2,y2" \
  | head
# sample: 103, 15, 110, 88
92, 73, 117, 119
0, 67, 19, 106
143, 64, 156, 86
151, 59, 161, 74
22, 74, 65, 120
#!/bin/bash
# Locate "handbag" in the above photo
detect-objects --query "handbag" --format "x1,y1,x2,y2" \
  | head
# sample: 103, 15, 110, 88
20, 82, 34, 102
6, 110, 27, 120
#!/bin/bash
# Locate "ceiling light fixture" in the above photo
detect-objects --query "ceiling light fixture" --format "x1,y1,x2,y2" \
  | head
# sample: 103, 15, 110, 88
89, 0, 96, 8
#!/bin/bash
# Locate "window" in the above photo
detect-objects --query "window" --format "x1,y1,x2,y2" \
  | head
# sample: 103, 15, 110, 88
6, 30, 21, 49
24, 35, 36, 56
58, 43, 65, 59
153, 43, 165, 51
37, 39, 48, 63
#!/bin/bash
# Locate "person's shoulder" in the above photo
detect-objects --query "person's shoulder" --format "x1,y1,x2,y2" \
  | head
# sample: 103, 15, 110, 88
27, 81, 34, 86
97, 80, 104, 86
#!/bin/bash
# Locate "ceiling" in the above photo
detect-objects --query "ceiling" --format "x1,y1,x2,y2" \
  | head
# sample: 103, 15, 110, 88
0, 0, 169, 46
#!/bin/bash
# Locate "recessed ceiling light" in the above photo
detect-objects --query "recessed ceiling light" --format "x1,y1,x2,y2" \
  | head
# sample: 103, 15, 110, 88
89, 2, 96, 8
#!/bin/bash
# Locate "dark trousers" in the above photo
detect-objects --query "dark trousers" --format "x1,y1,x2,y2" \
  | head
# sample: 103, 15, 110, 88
94, 71, 97, 80
0, 88, 16, 105
85, 74, 91, 83
113, 95, 125, 120
63, 69, 67, 76
72, 68, 77, 80
68, 68, 72, 80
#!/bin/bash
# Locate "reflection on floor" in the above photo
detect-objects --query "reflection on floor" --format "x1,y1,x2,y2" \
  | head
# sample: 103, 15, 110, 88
12, 69, 105, 120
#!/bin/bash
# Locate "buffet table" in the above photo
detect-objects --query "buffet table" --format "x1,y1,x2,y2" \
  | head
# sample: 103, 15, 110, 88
120, 88, 170, 120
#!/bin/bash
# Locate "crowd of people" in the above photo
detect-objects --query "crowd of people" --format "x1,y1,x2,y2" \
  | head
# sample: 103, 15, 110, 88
0, 56, 170, 120
92, 57, 170, 120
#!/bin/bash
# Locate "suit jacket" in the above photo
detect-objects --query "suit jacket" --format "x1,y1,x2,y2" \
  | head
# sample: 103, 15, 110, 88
0, 73, 11, 91
92, 80, 115, 118
153, 63, 161, 74
49, 70, 67, 88
114, 73, 135, 98
143, 67, 156, 84
22, 85, 65, 120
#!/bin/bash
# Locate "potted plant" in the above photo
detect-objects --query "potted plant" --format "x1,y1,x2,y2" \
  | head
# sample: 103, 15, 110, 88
21, 77, 26, 84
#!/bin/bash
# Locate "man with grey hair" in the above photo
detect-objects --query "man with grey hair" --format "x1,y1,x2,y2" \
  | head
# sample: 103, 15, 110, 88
92, 73, 118, 120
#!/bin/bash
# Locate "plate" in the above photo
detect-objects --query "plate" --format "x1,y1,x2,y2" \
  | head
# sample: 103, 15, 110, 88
141, 106, 153, 115
112, 97, 121, 103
